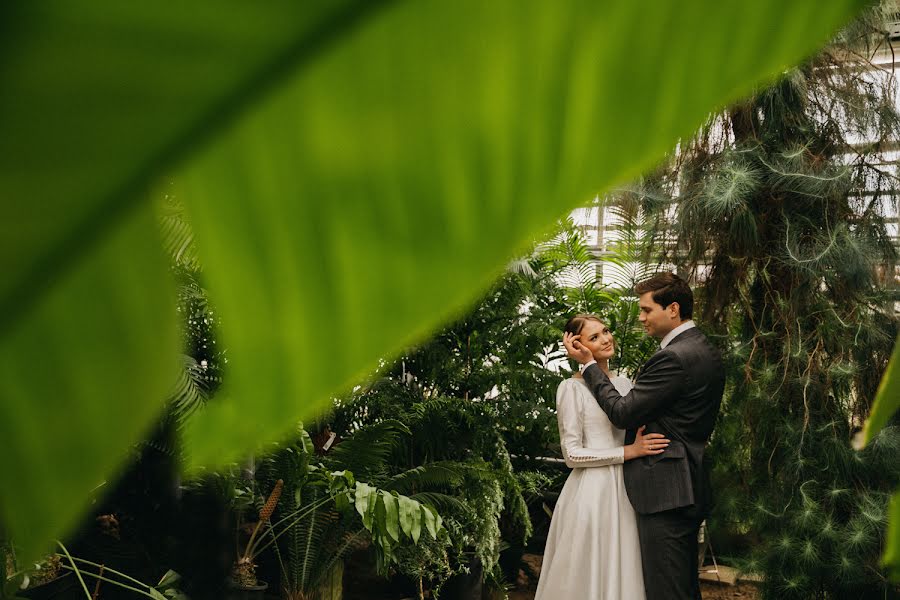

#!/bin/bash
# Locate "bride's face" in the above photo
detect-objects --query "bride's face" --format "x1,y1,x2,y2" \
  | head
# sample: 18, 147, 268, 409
578, 320, 615, 361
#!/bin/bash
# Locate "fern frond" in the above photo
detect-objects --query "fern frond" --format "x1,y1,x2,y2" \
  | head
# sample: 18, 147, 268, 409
327, 419, 410, 481
386, 462, 469, 494
168, 354, 209, 427
409, 492, 468, 513
159, 195, 203, 271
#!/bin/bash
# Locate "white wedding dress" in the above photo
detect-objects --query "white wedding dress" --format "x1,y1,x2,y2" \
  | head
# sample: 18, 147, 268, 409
534, 376, 645, 600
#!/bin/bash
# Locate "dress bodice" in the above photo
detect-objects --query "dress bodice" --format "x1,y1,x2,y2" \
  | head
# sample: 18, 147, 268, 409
556, 375, 633, 468
576, 378, 628, 447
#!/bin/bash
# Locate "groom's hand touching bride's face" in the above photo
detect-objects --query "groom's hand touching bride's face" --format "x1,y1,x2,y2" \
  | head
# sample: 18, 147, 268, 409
563, 332, 594, 364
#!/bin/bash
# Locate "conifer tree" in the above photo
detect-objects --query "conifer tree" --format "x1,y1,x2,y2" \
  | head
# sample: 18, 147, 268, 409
622, 9, 900, 598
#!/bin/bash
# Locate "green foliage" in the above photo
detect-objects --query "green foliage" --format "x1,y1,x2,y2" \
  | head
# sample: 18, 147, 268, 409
251, 424, 445, 597
0, 0, 868, 561
626, 9, 900, 595
331, 381, 530, 591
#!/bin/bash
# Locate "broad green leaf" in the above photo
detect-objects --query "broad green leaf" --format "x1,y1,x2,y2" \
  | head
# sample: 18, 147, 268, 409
410, 498, 422, 545
177, 0, 867, 467
0, 207, 178, 561
421, 506, 438, 541
0, 1, 368, 559
155, 570, 181, 589
434, 511, 444, 532
861, 336, 900, 446
886, 490, 900, 581
398, 495, 417, 538
380, 491, 400, 543
148, 589, 168, 600
0, 1, 371, 309
353, 482, 374, 524
300, 428, 315, 457
374, 492, 387, 538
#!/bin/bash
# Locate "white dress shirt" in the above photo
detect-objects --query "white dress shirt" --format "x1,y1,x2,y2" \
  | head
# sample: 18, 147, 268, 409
659, 320, 696, 349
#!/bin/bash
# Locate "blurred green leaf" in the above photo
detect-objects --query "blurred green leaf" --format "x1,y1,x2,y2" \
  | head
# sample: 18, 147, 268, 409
887, 491, 900, 581
0, 0, 866, 557
148, 589, 168, 600
862, 336, 900, 446
0, 208, 178, 562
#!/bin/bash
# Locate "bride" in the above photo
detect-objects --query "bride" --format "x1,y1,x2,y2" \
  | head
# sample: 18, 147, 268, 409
535, 315, 669, 600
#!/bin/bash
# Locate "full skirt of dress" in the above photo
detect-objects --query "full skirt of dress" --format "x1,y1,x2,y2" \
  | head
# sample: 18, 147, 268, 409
534, 456, 645, 599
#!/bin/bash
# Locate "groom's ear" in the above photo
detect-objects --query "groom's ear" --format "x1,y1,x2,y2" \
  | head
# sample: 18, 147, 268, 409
667, 302, 681, 319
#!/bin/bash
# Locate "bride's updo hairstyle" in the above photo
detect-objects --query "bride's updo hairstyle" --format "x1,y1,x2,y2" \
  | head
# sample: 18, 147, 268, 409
563, 314, 605, 336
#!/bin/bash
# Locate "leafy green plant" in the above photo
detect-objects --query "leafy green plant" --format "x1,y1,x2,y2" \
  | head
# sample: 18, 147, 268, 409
331, 378, 532, 596
0, 1, 870, 561
251, 424, 445, 599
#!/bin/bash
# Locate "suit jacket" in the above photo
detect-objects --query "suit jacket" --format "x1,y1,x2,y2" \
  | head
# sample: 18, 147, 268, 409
582, 327, 724, 515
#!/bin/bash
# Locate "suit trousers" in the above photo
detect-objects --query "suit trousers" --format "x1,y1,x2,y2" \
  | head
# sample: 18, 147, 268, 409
636, 505, 704, 600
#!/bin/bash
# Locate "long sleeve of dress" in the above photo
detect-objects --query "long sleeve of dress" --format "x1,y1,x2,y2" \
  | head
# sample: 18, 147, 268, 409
556, 381, 625, 468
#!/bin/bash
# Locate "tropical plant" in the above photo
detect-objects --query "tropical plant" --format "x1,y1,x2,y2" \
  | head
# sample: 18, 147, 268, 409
252, 424, 445, 600
330, 381, 531, 596
620, 7, 900, 596
0, 1, 870, 560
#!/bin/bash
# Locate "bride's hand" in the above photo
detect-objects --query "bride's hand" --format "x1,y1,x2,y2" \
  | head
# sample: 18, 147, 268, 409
628, 425, 670, 459
562, 332, 593, 364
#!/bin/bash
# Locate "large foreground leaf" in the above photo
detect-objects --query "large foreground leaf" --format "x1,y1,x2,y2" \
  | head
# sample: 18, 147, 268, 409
0, 0, 367, 559
0, 0, 866, 555
0, 207, 178, 561
178, 0, 866, 466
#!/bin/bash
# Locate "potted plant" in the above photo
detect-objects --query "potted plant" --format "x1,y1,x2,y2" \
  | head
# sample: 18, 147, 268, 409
228, 478, 283, 599
6, 554, 76, 600
253, 424, 446, 600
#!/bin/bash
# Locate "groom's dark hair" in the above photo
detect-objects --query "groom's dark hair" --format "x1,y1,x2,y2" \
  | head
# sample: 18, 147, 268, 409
635, 272, 693, 320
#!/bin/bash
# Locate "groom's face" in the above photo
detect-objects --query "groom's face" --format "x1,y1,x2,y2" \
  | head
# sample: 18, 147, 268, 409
638, 292, 679, 339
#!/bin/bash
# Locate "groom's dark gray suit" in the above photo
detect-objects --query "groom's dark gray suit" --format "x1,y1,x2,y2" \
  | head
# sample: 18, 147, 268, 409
582, 326, 724, 600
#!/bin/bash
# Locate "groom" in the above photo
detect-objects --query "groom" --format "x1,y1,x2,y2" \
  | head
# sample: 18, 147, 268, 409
563, 272, 724, 600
